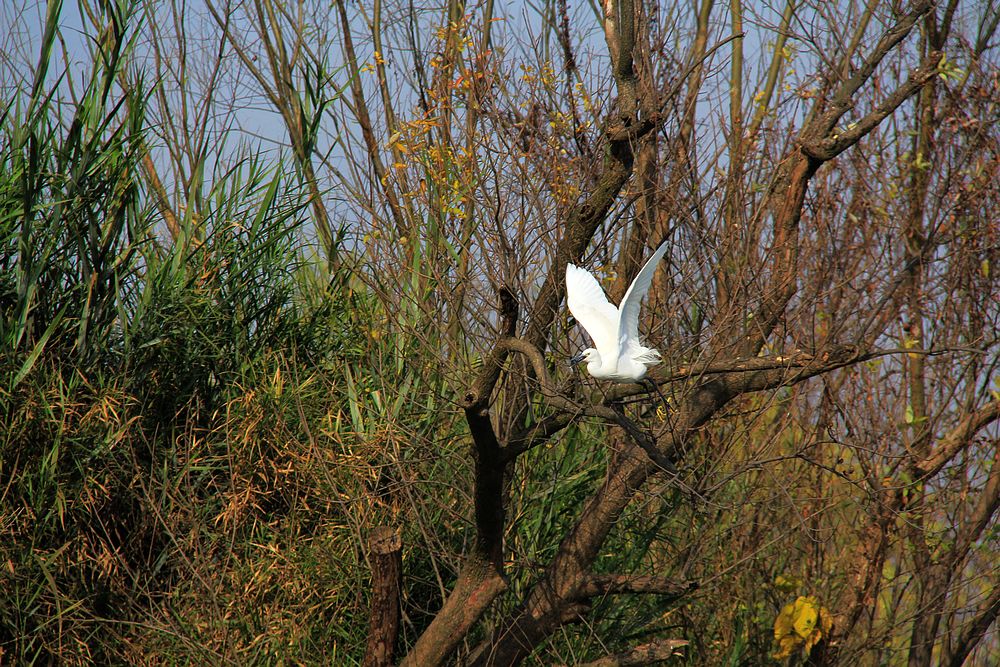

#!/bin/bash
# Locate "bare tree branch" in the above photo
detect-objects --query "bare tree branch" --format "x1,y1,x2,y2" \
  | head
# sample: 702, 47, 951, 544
915, 399, 1000, 478
557, 638, 690, 667
576, 574, 696, 600
803, 53, 942, 160
740, 1, 936, 356
811, 0, 935, 139
945, 584, 1000, 667
333, 0, 409, 237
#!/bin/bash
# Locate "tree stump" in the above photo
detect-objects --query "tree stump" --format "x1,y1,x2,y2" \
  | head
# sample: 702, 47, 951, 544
363, 526, 402, 667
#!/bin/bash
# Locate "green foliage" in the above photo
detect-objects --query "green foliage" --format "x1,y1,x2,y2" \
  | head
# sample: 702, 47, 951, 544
1, 0, 145, 375
124, 156, 309, 420
0, 30, 468, 654
0, 5, 409, 662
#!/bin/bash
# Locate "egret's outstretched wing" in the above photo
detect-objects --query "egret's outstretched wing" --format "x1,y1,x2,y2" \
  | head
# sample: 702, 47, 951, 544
566, 263, 619, 358
617, 242, 669, 351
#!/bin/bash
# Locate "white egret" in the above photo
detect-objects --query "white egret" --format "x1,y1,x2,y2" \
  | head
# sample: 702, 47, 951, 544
566, 242, 669, 382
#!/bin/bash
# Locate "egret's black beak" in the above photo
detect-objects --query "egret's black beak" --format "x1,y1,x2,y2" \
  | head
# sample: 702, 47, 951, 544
569, 353, 585, 367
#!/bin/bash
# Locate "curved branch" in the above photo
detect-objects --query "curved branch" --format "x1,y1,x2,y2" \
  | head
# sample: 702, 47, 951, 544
804, 53, 942, 160
811, 0, 935, 138
498, 338, 678, 473
915, 399, 1000, 478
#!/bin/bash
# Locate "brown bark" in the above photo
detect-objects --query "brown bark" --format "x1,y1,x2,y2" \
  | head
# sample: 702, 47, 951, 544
363, 527, 402, 667
398, 555, 508, 667
903, 17, 943, 666
576, 574, 696, 599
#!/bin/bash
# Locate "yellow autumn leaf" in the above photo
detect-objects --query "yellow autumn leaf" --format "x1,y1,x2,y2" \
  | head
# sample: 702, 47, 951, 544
774, 634, 800, 660
804, 605, 833, 653
792, 596, 819, 638
773, 595, 833, 660
774, 600, 797, 640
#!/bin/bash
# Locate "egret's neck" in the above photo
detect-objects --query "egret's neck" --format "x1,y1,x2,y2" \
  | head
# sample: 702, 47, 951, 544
587, 352, 616, 378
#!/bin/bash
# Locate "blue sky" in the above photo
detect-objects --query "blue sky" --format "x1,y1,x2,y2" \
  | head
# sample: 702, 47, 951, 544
0, 0, 903, 248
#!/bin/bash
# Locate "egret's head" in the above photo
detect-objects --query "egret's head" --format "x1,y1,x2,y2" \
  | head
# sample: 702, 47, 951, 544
569, 348, 600, 369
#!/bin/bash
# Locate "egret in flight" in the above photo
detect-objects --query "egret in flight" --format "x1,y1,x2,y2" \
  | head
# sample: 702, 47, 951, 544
566, 242, 669, 382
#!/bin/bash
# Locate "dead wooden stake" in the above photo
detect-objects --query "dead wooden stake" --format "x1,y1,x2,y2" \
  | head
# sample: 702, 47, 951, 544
363, 526, 402, 667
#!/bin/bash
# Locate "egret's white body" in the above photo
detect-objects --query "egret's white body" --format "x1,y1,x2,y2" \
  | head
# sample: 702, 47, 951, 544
566, 243, 668, 382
